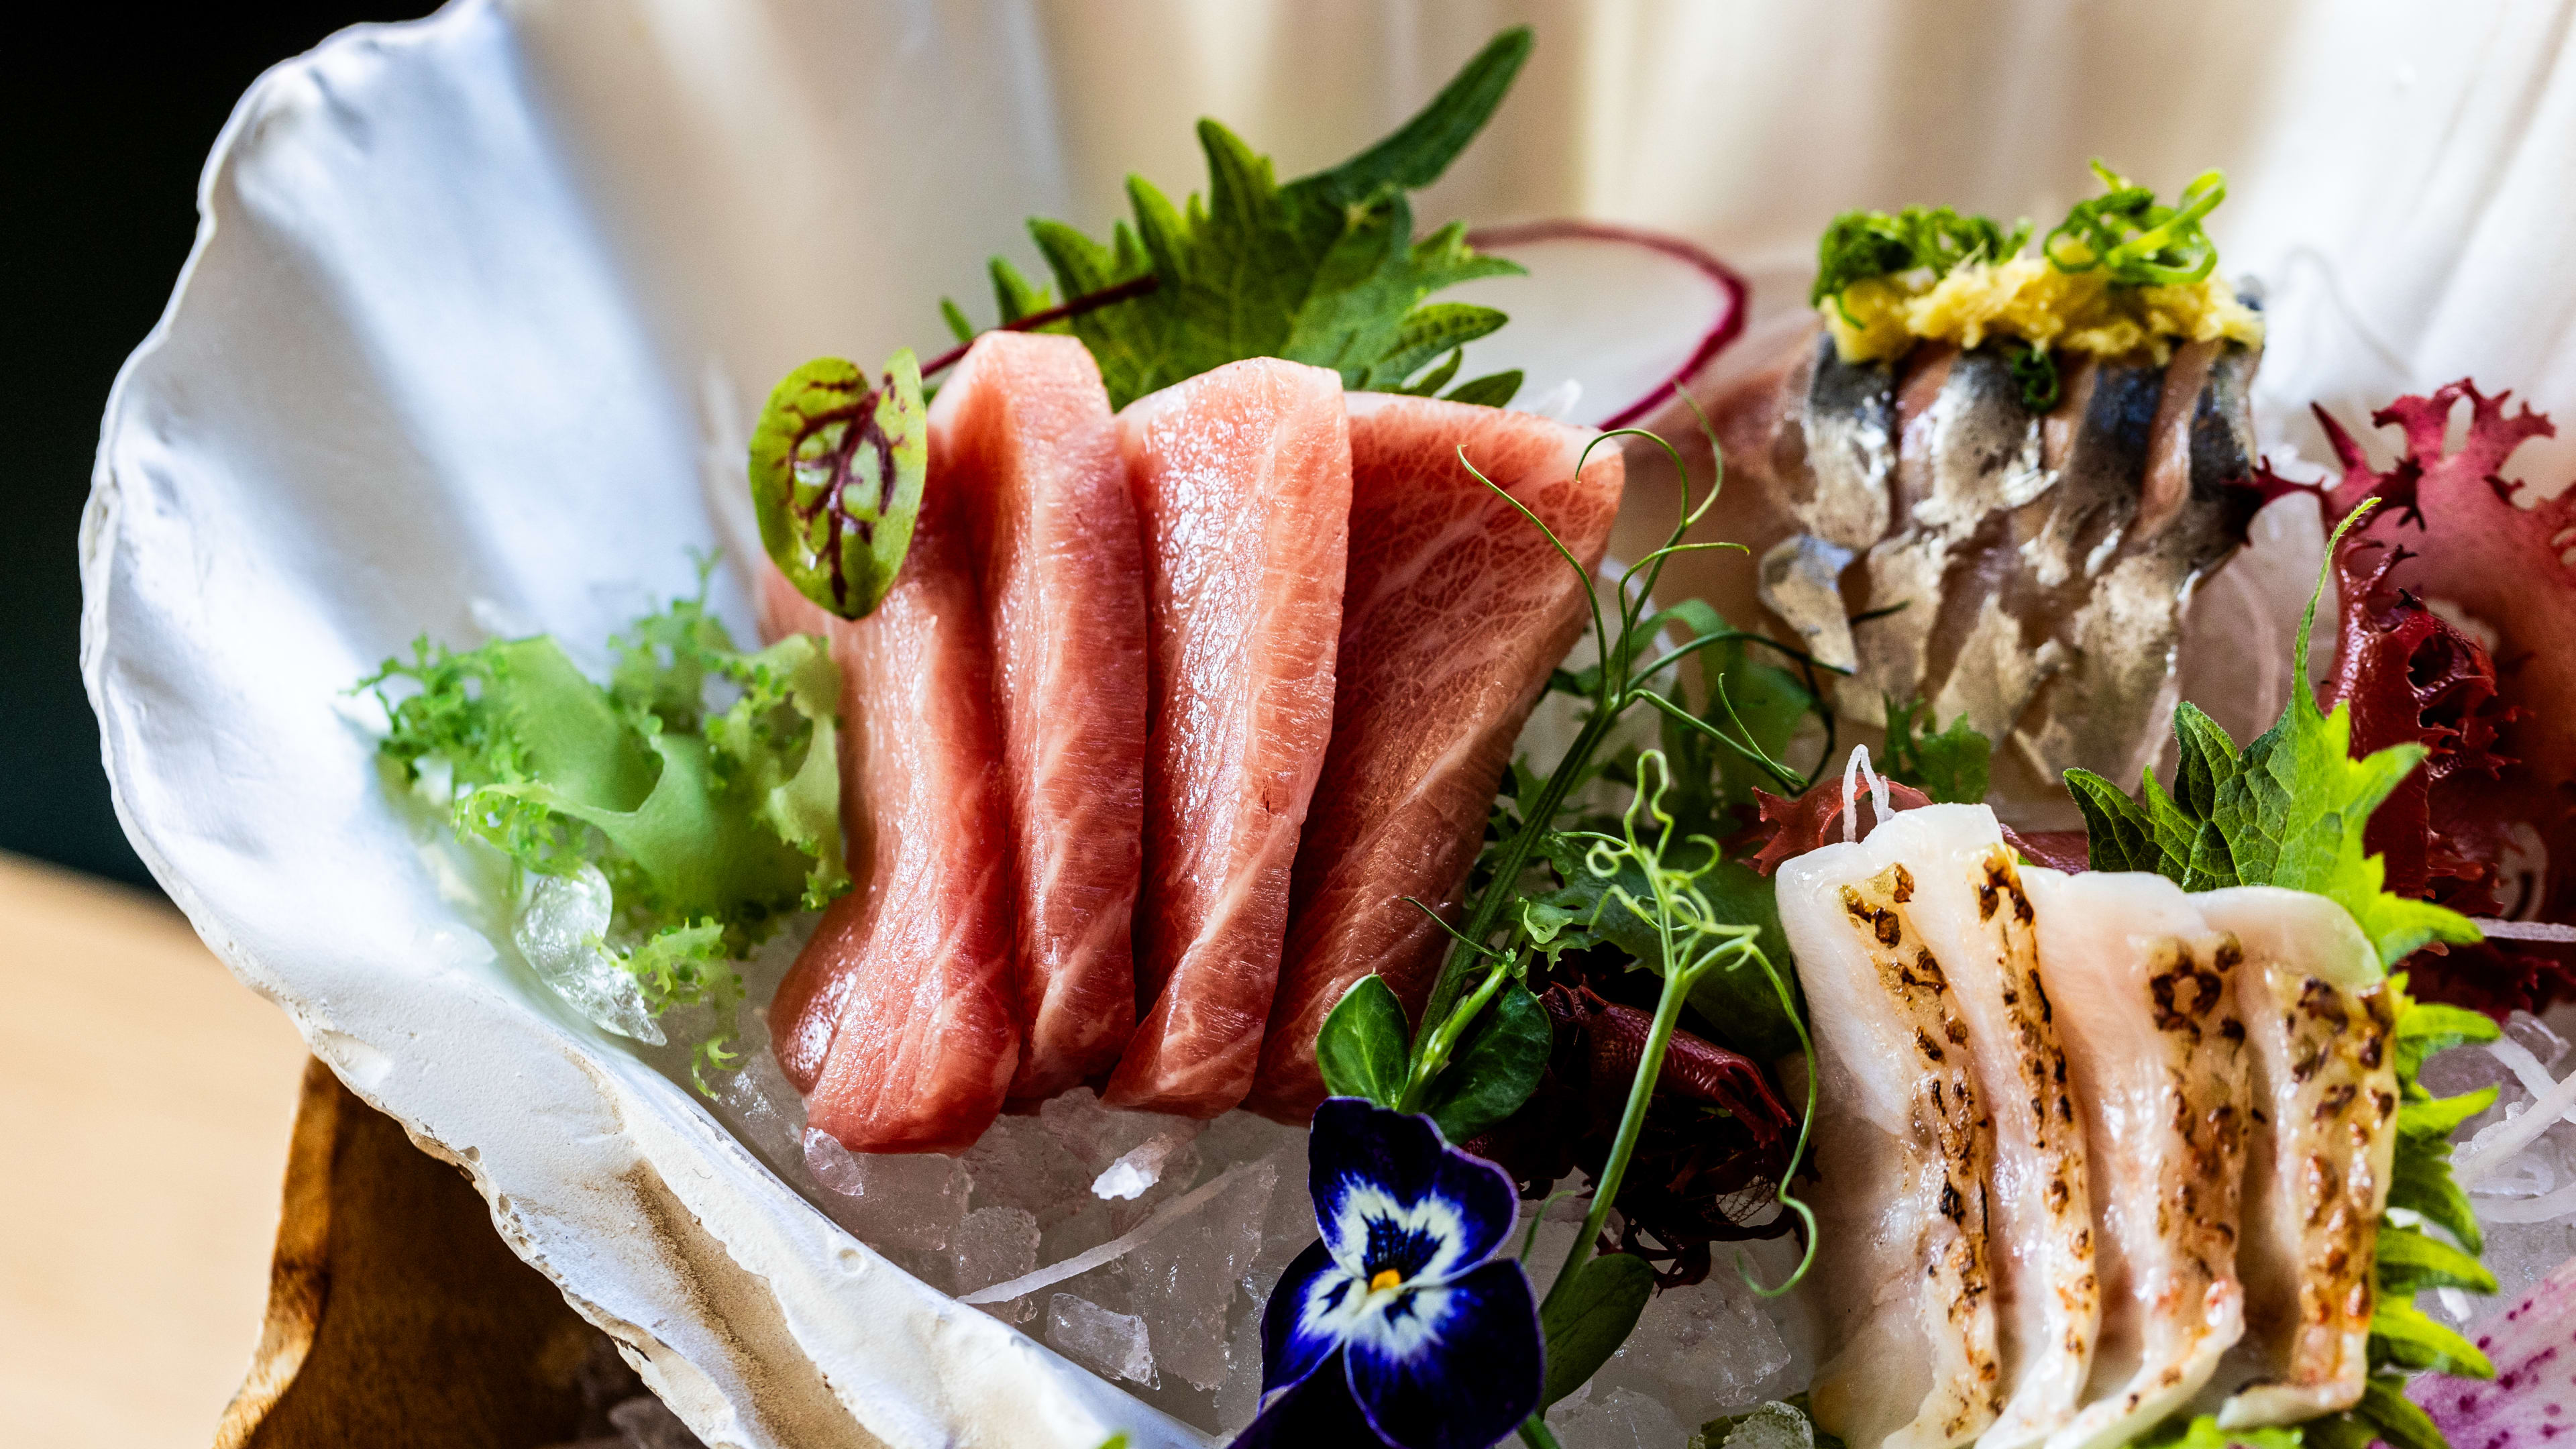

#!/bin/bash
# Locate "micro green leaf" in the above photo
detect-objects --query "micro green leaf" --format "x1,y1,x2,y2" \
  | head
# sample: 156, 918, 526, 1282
748, 352, 928, 621
1316, 975, 1411, 1109
1415, 981, 1552, 1144
1879, 698, 1992, 804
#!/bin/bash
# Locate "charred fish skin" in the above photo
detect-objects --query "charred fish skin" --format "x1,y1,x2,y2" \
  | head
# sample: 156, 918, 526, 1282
2021, 868, 2251, 1449
1782, 832, 2005, 1449
1847, 808, 2101, 1449
2196, 888, 2397, 1428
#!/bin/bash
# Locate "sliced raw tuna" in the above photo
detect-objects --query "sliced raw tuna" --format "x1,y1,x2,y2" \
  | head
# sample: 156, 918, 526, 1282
931, 333, 1147, 1100
761, 483, 1020, 1153
1102, 358, 1353, 1116
1248, 396, 1623, 1122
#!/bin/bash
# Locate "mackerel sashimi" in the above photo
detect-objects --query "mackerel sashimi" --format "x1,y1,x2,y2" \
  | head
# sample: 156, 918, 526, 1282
762, 487, 1020, 1154
1104, 358, 1354, 1116
930, 333, 1147, 1100
1248, 394, 1623, 1121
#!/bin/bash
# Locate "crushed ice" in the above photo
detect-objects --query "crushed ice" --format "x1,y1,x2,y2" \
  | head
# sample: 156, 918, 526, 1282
649, 912, 2572, 1441
514, 864, 664, 1045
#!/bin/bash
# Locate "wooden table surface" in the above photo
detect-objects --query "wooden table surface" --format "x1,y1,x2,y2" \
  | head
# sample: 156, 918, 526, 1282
0, 851, 311, 1448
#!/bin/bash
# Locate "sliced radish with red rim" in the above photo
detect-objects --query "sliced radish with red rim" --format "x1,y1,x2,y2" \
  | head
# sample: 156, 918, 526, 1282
1444, 220, 1750, 429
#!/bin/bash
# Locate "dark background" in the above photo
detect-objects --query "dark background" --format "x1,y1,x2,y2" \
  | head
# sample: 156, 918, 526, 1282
7, 6, 433, 889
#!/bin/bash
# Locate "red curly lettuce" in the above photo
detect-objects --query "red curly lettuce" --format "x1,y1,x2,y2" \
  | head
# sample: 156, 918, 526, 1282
2294, 382, 2576, 1012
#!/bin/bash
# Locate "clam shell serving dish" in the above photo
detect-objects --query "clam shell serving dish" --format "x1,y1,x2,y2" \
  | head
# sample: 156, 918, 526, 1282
84, 2, 2576, 1445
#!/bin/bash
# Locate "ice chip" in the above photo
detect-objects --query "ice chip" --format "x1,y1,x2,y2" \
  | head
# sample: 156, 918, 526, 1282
1126, 1156, 1279, 1390
1547, 1383, 1688, 1449
801, 1128, 967, 1255
606, 1393, 707, 1449
515, 864, 665, 1044
953, 1205, 1040, 1309
1040, 1087, 1201, 1181
1212, 1299, 1269, 1434
1093, 1126, 1198, 1200
962, 1108, 1093, 1226
1599, 1273, 1794, 1426
1046, 1293, 1157, 1387
1716, 1401, 1817, 1449
709, 1010, 804, 1169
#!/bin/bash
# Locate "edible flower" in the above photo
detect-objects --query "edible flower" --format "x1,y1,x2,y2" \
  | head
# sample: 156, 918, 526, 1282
1236, 1099, 1540, 1449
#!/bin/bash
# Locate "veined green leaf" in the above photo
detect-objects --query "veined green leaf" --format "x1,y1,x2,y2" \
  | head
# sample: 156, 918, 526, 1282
2370, 1298, 2495, 1379
748, 352, 928, 621
2375, 1223, 2497, 1296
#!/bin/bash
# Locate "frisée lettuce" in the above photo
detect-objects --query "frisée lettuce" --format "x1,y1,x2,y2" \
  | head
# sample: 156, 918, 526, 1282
359, 580, 849, 1086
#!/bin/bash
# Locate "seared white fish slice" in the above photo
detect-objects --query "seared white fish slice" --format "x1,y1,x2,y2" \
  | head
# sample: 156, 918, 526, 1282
2196, 888, 2396, 1427
2021, 868, 2251, 1449
1781, 820, 2005, 1449
1856, 808, 2099, 1449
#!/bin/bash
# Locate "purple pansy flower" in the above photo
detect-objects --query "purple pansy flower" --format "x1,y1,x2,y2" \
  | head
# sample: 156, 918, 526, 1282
1234, 1099, 1542, 1449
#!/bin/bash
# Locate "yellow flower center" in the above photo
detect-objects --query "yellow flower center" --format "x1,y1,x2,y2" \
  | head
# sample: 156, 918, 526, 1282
1368, 1268, 1403, 1293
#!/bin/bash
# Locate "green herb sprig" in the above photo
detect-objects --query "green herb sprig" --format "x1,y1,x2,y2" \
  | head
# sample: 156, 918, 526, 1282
2043, 161, 2228, 287
958, 28, 1538, 411
1810, 205, 2031, 310
1309, 407, 1846, 1449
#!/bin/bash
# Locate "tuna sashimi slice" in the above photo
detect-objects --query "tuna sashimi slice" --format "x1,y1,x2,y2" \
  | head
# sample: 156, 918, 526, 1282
932, 333, 1146, 1099
1103, 358, 1353, 1116
1248, 394, 1623, 1122
762, 485, 1019, 1153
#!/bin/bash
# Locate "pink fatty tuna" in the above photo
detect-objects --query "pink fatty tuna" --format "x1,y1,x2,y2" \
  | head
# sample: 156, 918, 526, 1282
1102, 358, 1354, 1117
763, 480, 1020, 1154
1249, 395, 1623, 1122
932, 332, 1148, 1101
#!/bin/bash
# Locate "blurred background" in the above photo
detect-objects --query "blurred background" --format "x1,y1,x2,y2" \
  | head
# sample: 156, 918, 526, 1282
4, 9, 429, 1446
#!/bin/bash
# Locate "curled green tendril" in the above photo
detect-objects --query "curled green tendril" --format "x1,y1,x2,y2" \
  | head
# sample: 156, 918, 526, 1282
2043, 160, 2227, 288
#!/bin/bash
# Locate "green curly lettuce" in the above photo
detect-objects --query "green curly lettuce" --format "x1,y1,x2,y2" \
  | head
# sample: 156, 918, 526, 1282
360, 580, 848, 1085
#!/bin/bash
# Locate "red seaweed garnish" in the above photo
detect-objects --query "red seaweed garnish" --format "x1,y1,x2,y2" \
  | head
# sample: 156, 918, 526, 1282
1464, 958, 1799, 1289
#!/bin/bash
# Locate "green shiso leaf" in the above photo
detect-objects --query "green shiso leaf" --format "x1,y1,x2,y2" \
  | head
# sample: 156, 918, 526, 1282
2370, 1297, 2496, 1379
749, 351, 929, 621
2131, 1413, 2305, 1449
360, 583, 849, 1087
1016, 28, 1532, 409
